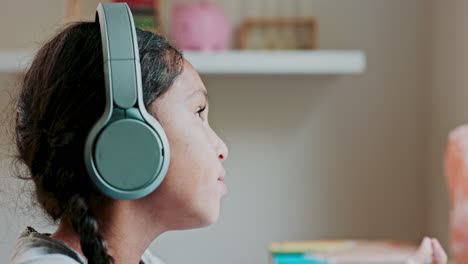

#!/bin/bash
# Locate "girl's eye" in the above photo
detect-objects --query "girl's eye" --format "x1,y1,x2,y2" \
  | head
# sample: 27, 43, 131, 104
196, 106, 206, 118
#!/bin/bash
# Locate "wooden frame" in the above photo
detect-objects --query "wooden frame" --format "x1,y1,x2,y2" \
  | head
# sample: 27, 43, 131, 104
238, 17, 318, 50
65, 0, 81, 24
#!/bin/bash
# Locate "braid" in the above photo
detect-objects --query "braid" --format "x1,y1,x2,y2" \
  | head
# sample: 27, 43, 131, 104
67, 195, 115, 264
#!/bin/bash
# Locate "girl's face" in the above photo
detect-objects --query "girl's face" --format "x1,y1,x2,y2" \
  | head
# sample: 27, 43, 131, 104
143, 60, 229, 230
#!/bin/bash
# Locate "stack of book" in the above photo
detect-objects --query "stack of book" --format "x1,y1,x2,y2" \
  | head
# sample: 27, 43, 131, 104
269, 240, 418, 264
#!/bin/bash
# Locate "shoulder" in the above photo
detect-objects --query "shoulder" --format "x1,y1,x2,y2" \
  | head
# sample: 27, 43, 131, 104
9, 226, 85, 264
10, 253, 83, 264
141, 249, 166, 264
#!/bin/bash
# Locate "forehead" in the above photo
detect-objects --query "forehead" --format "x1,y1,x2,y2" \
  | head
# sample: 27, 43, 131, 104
150, 60, 207, 118
170, 60, 207, 100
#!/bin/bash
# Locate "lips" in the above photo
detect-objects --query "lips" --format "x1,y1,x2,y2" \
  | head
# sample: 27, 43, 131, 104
218, 171, 226, 182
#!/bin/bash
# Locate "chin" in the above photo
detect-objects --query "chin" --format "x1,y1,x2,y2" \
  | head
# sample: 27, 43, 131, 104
192, 203, 222, 229
197, 208, 221, 228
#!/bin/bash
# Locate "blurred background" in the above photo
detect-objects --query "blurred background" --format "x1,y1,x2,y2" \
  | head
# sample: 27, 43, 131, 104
0, 0, 466, 263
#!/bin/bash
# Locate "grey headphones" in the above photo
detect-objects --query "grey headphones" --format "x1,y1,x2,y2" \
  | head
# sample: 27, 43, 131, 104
84, 3, 170, 200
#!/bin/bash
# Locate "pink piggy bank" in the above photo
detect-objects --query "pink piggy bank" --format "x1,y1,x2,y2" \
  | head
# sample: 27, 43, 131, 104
171, 1, 232, 51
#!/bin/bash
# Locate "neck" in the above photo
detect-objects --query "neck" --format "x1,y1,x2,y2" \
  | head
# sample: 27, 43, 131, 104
51, 200, 168, 264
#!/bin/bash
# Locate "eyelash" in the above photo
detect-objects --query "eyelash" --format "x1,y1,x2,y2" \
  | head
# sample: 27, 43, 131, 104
196, 106, 206, 118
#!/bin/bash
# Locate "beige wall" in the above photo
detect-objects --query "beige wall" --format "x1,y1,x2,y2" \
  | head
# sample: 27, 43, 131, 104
0, 1, 438, 264
0, 1, 64, 49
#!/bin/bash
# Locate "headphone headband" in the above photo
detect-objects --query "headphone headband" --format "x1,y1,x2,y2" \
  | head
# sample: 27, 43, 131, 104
96, 3, 139, 109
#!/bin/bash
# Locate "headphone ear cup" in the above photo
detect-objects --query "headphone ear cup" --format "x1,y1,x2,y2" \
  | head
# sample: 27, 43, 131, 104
90, 3, 170, 200
93, 119, 165, 197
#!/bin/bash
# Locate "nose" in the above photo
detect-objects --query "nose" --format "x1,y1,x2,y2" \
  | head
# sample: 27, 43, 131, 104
217, 140, 228, 162
213, 132, 228, 162
209, 123, 229, 162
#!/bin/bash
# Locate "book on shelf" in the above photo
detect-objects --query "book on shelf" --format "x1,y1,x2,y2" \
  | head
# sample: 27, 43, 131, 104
269, 239, 418, 264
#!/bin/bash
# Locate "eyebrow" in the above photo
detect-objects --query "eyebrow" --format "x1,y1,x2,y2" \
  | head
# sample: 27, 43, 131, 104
187, 89, 209, 102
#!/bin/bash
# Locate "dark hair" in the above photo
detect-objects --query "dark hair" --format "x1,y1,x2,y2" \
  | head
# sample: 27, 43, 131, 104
14, 21, 183, 264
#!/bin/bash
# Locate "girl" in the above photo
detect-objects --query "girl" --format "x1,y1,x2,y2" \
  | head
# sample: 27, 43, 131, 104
8, 20, 446, 264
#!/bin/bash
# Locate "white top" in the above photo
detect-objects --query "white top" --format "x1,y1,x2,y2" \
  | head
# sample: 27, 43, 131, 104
9, 226, 165, 264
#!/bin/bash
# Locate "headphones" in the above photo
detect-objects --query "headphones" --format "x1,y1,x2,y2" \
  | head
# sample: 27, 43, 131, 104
84, 3, 170, 200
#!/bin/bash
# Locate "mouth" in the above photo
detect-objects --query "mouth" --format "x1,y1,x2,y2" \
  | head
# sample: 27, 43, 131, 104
217, 170, 228, 195
217, 171, 226, 182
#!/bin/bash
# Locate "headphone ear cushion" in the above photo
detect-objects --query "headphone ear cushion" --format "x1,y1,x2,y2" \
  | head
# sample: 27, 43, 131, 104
94, 119, 164, 191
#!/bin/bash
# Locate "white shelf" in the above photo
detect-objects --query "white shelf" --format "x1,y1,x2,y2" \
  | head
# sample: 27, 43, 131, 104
0, 51, 34, 73
184, 50, 366, 74
0, 50, 366, 75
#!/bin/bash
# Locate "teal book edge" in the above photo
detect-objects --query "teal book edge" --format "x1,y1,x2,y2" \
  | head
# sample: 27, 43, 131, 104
272, 253, 328, 264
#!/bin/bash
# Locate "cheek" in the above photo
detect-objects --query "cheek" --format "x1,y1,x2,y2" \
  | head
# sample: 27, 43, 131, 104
166, 116, 214, 173
166, 124, 221, 214
168, 130, 213, 186
164, 119, 217, 196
